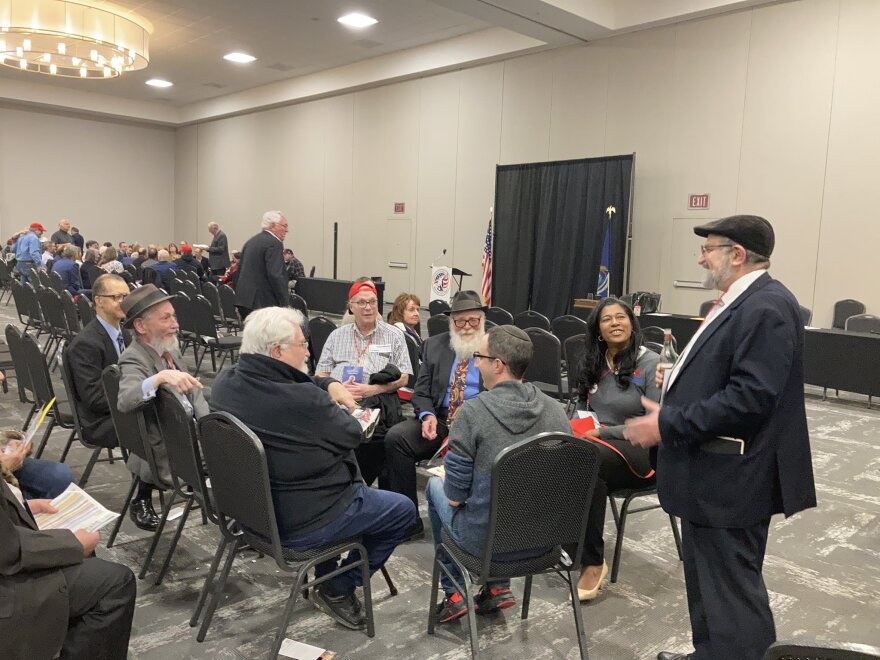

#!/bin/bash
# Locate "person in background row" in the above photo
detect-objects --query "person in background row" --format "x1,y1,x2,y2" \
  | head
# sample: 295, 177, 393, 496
570, 297, 661, 601
51, 218, 73, 245
175, 244, 205, 281
234, 210, 289, 320
218, 250, 241, 288
80, 248, 103, 291
388, 292, 423, 349
99, 246, 124, 274
12, 222, 45, 284
149, 249, 177, 290
50, 244, 84, 297
206, 221, 230, 277
70, 225, 84, 250
167, 242, 180, 260
283, 247, 305, 281
41, 240, 56, 269
193, 246, 211, 278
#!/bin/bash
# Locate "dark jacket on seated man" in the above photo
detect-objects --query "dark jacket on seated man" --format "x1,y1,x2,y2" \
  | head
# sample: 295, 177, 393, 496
210, 352, 365, 540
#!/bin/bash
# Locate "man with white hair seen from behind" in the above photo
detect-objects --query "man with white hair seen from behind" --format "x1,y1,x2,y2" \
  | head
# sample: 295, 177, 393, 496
234, 210, 289, 320
210, 307, 417, 630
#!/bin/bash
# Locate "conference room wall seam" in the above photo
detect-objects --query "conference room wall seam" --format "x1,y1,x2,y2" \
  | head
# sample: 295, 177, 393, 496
732, 9, 755, 221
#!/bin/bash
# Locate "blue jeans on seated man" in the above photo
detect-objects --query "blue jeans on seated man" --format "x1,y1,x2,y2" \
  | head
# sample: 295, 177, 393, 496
425, 476, 510, 596
15, 457, 75, 499
283, 484, 416, 596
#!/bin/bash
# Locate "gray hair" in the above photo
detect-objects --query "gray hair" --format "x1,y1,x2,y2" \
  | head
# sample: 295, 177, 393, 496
486, 325, 533, 379
83, 248, 99, 263
744, 249, 770, 267
62, 244, 78, 259
207, 222, 218, 231
241, 307, 305, 356
157, 249, 170, 262
261, 210, 284, 230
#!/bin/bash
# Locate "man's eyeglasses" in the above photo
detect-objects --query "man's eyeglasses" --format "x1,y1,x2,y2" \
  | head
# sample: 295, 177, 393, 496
351, 298, 378, 308
95, 293, 128, 302
700, 243, 735, 255
280, 341, 309, 349
453, 317, 482, 329
473, 352, 506, 364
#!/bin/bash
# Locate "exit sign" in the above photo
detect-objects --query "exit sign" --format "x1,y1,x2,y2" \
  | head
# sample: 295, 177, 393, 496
688, 194, 710, 210
394, 202, 405, 214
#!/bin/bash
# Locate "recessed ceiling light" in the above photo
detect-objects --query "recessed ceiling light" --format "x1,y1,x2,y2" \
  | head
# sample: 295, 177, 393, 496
145, 78, 173, 88
338, 12, 378, 28
224, 52, 256, 64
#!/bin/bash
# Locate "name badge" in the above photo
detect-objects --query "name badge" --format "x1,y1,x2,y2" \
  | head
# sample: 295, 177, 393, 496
368, 344, 392, 354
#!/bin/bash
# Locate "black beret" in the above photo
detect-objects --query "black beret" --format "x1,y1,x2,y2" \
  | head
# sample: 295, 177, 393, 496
694, 215, 774, 258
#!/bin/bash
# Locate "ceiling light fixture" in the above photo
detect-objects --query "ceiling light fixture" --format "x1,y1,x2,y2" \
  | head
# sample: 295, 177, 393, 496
0, 0, 152, 79
337, 12, 378, 28
223, 51, 256, 63
145, 78, 172, 88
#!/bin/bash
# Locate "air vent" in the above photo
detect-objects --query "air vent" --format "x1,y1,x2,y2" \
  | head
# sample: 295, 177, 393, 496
354, 38, 382, 48
265, 62, 295, 72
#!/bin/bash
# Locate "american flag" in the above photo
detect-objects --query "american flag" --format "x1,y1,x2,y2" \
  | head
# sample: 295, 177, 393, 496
480, 213, 493, 306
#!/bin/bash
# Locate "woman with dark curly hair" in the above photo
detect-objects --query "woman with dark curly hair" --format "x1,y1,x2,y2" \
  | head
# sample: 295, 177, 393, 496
388, 292, 423, 349
570, 297, 661, 601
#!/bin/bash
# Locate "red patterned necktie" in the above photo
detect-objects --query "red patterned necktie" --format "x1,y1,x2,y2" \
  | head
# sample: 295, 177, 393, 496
161, 351, 177, 371
445, 358, 470, 426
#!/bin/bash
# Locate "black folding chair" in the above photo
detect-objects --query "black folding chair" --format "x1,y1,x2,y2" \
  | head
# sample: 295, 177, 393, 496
0, 260, 15, 305
403, 332, 421, 386
427, 432, 600, 660
429, 299, 451, 316
522, 327, 564, 400
36, 287, 68, 362
182, 279, 200, 300
10, 280, 35, 330
5, 324, 38, 430
564, 334, 586, 414
172, 293, 198, 357
200, 281, 226, 330
427, 314, 448, 337
308, 315, 337, 365
551, 315, 588, 349
218, 284, 243, 334
189, 296, 242, 375
514, 310, 551, 331
832, 299, 866, 330
20, 332, 76, 459
485, 306, 513, 326
48, 270, 66, 295
193, 412, 397, 656
60, 291, 82, 336
289, 292, 309, 318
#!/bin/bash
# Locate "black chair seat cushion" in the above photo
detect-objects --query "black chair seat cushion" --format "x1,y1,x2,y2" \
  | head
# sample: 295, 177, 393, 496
242, 529, 359, 564
210, 336, 242, 348
440, 529, 563, 579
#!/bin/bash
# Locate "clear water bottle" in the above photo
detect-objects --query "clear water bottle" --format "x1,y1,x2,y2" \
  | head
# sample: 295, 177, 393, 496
658, 328, 678, 372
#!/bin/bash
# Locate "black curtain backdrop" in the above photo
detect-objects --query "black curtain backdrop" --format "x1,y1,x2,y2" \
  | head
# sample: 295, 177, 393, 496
493, 155, 633, 319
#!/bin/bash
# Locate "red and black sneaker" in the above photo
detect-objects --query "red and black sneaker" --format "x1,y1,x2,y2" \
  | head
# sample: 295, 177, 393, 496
435, 592, 468, 623
475, 586, 516, 614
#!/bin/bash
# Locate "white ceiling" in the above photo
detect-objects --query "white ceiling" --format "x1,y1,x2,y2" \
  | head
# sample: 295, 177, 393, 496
0, 0, 789, 124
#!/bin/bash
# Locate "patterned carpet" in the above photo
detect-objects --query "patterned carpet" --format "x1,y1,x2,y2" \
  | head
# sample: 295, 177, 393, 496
2, 300, 878, 659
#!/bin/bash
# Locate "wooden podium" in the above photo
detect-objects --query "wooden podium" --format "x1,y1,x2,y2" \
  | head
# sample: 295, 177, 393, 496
572, 298, 600, 321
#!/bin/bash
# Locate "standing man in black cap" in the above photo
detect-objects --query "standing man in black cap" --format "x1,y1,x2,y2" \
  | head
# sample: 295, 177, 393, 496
624, 215, 816, 660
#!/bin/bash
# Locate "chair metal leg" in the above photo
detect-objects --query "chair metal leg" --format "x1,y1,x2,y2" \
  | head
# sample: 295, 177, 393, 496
610, 494, 634, 584
608, 494, 621, 529
359, 543, 375, 639
34, 418, 57, 459
107, 476, 138, 548
669, 515, 683, 561
270, 570, 309, 660
107, 447, 115, 464
59, 430, 77, 463
567, 569, 590, 660
197, 538, 242, 642
521, 574, 533, 620
77, 448, 102, 488
19, 403, 37, 433
463, 579, 480, 659
139, 491, 175, 580
379, 565, 397, 596
426, 549, 442, 635
191, 535, 230, 627
209, 346, 217, 372
155, 494, 194, 585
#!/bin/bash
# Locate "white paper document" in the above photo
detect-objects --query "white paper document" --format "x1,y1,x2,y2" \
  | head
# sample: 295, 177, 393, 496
33, 483, 119, 533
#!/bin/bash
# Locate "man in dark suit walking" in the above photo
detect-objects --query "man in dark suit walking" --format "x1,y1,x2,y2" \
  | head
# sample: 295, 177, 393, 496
234, 210, 289, 319
625, 215, 816, 660
384, 290, 486, 538
206, 221, 230, 276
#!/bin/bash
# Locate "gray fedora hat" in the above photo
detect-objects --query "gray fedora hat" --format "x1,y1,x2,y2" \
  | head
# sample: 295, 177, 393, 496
445, 290, 487, 315
120, 284, 175, 328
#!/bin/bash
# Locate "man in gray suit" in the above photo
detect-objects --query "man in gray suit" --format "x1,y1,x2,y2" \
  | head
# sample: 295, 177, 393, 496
234, 210, 289, 319
206, 221, 230, 276
117, 285, 209, 530
0, 478, 136, 659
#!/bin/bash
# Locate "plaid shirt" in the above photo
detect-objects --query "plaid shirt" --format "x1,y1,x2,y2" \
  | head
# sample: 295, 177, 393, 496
316, 321, 412, 382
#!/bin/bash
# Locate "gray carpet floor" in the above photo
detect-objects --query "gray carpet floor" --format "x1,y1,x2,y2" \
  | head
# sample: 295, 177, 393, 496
2, 300, 878, 659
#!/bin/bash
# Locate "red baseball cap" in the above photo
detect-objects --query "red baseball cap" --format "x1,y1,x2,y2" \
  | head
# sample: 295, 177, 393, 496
348, 280, 377, 300
30, 222, 47, 232
181, 244, 192, 253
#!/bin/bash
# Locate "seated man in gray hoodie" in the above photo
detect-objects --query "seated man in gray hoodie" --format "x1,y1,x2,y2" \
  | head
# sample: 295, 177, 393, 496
426, 325, 571, 623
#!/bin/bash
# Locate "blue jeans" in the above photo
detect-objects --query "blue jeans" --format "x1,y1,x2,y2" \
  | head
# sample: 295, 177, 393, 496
284, 485, 416, 596
425, 476, 510, 596
15, 260, 35, 285
15, 457, 75, 499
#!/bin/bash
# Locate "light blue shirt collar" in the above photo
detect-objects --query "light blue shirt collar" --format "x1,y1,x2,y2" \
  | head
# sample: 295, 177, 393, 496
96, 315, 124, 358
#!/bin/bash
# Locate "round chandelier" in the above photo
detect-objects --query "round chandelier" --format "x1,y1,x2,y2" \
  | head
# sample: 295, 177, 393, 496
0, 0, 152, 79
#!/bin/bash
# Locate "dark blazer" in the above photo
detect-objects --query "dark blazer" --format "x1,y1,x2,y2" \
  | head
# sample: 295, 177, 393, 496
657, 272, 816, 528
234, 230, 288, 311
50, 257, 82, 296
0, 480, 83, 660
411, 331, 484, 419
80, 261, 103, 290
66, 319, 130, 448
207, 229, 231, 270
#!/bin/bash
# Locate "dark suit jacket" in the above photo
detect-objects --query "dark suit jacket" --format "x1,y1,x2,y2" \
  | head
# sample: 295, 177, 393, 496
207, 230, 231, 270
411, 332, 484, 420
66, 319, 130, 448
80, 262, 103, 290
234, 230, 288, 311
0, 480, 83, 660
657, 272, 816, 528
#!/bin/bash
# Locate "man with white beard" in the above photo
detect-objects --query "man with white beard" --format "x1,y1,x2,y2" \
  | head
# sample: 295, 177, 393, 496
384, 290, 487, 539
210, 307, 417, 630
117, 285, 209, 530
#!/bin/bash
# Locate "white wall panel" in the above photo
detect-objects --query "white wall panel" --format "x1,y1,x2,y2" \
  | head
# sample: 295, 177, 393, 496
499, 52, 555, 165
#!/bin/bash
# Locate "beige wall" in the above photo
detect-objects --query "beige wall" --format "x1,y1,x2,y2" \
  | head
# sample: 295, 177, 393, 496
0, 105, 175, 246
6, 0, 877, 328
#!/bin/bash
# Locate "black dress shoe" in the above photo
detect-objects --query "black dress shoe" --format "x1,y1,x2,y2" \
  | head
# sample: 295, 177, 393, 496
311, 586, 366, 630
657, 652, 692, 660
129, 498, 160, 531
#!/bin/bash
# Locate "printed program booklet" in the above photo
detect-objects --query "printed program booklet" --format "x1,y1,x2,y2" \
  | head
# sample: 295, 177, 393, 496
351, 407, 380, 439
33, 483, 119, 533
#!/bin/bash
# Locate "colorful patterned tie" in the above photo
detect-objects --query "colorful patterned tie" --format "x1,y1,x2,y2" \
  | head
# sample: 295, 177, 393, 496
445, 358, 471, 426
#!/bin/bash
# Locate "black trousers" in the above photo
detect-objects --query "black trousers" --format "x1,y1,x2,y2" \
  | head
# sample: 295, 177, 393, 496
60, 556, 137, 660
682, 518, 775, 660
384, 416, 449, 508
571, 440, 655, 567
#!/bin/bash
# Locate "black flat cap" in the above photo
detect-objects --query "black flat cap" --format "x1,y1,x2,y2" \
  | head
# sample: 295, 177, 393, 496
694, 215, 774, 258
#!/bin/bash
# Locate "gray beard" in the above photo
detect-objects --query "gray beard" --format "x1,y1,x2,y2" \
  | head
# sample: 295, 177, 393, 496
449, 331, 484, 361
149, 335, 179, 356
